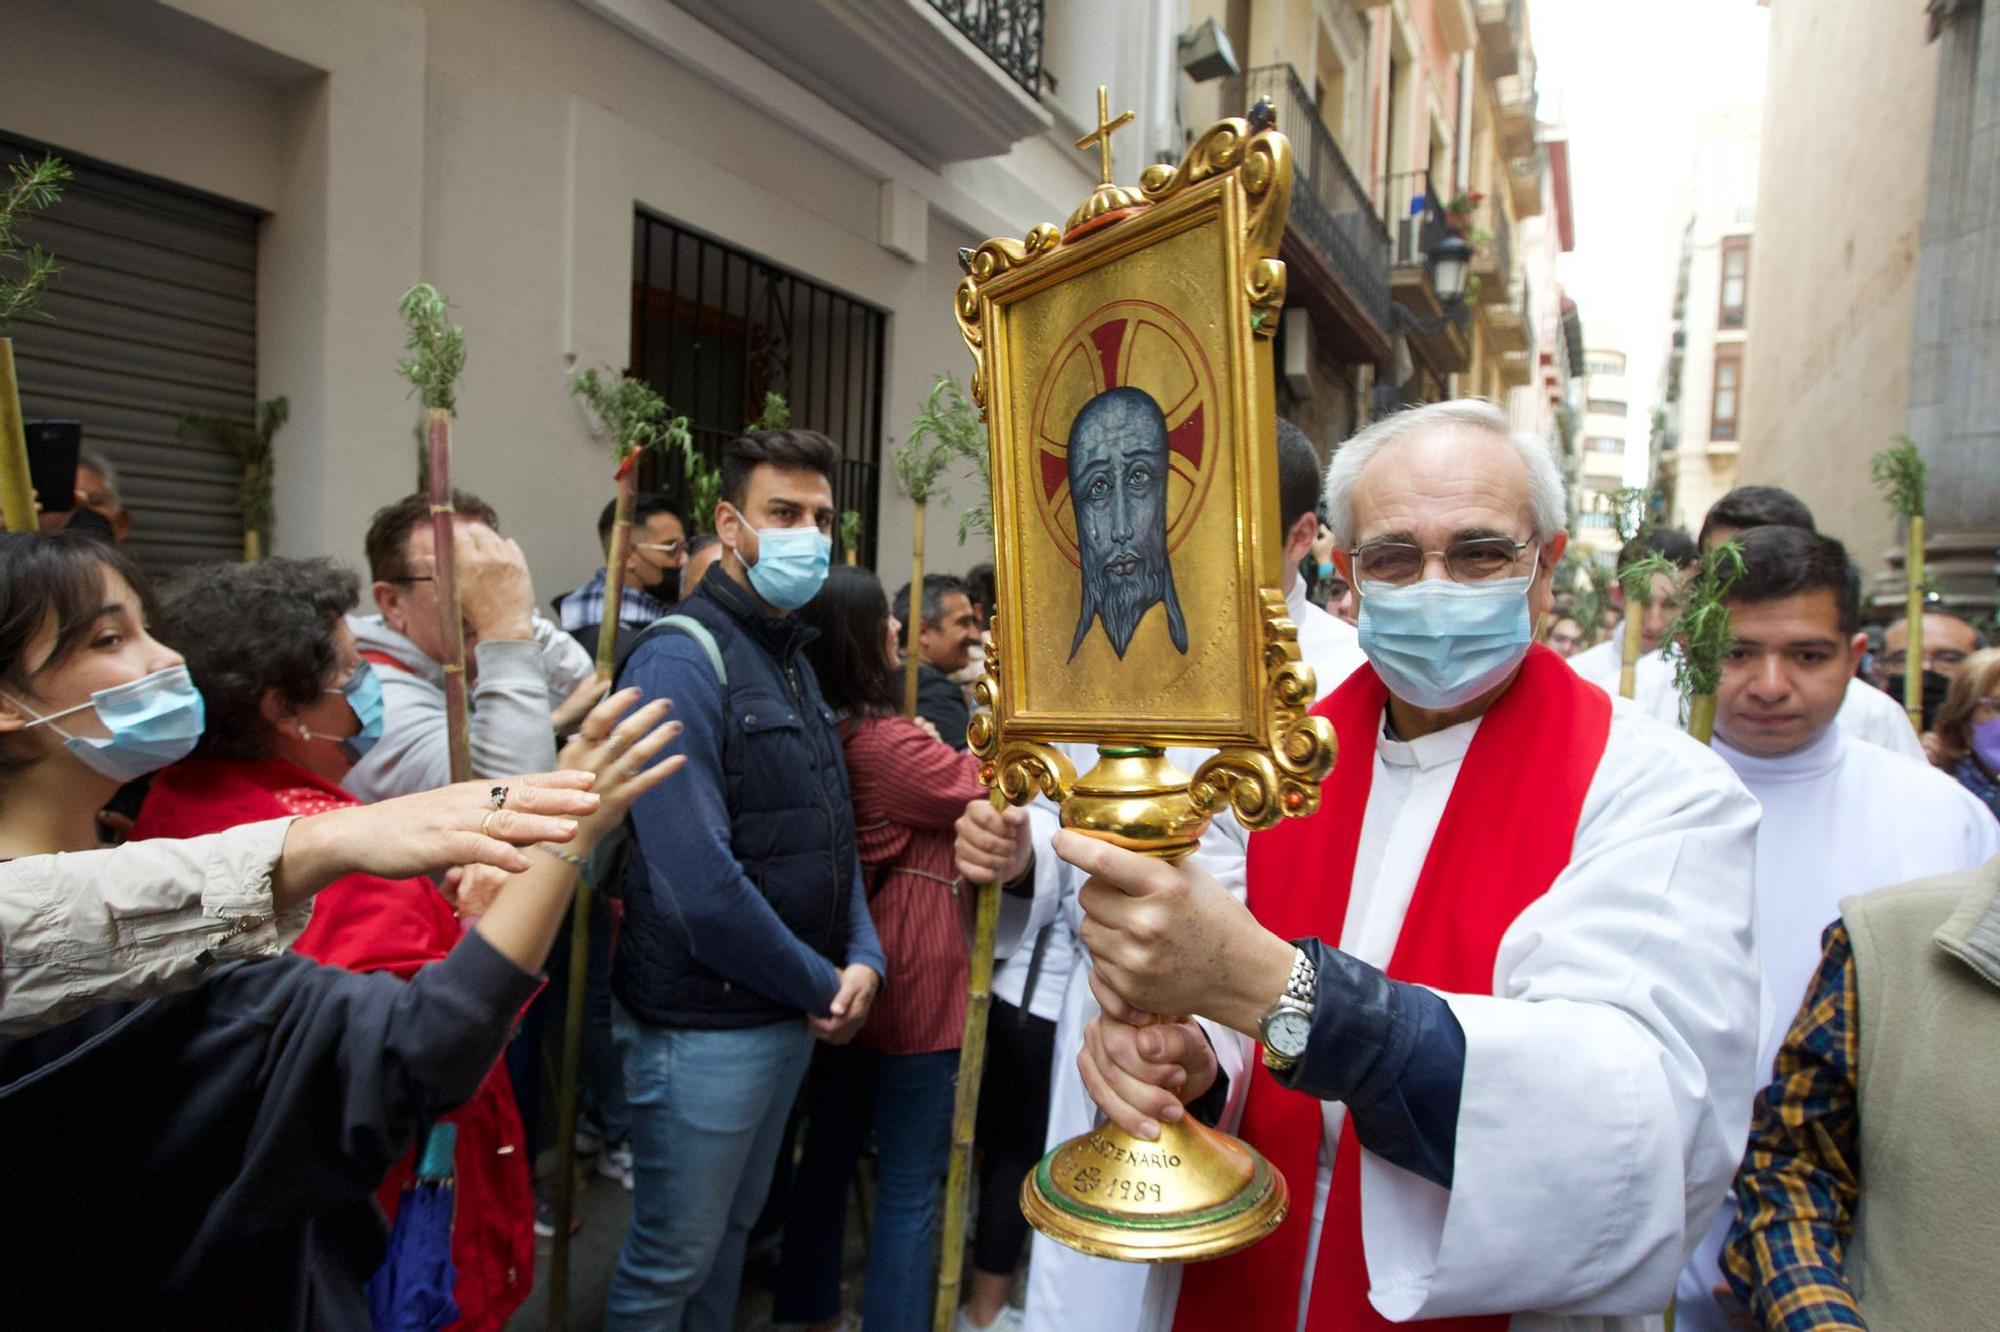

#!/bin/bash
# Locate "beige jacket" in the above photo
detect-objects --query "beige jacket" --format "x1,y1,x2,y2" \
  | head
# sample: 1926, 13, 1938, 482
0, 818, 314, 1036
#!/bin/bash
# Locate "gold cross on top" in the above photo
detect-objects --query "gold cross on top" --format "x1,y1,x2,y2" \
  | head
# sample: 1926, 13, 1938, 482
1075, 85, 1135, 186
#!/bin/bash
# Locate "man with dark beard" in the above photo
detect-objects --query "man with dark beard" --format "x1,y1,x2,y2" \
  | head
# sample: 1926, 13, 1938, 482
1067, 387, 1188, 660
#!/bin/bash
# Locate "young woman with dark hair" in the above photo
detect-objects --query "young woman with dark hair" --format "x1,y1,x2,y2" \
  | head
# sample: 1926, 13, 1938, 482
773, 564, 987, 1332
0, 532, 600, 1033
0, 532, 684, 1328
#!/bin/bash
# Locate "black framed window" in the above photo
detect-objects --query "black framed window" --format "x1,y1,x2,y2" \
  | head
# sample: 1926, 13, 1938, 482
629, 210, 886, 565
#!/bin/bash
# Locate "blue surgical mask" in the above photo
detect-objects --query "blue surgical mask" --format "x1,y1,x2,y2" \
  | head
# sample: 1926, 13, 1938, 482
7, 664, 207, 782
303, 660, 383, 765
1357, 563, 1537, 711
740, 519, 832, 611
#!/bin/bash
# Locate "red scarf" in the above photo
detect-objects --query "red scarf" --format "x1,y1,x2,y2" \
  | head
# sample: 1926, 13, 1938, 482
1174, 645, 1610, 1331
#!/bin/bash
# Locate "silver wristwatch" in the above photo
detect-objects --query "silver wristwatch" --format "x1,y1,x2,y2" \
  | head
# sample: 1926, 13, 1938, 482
1259, 947, 1317, 1071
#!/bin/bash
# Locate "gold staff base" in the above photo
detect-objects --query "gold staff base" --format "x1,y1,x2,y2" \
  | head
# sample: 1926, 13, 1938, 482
1017, 746, 1288, 1262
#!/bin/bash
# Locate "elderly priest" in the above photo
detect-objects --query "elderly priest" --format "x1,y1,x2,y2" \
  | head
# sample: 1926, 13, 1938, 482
1059, 399, 1762, 1332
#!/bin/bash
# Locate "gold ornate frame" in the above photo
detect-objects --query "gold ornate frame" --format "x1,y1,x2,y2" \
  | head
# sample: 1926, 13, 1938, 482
956, 114, 1334, 834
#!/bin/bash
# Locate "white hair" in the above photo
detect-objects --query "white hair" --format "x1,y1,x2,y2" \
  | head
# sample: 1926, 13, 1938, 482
77, 445, 121, 502
1322, 398, 1567, 546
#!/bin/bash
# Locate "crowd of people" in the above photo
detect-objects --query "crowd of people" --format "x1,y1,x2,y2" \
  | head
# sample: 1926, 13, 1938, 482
1, 400, 1995, 1332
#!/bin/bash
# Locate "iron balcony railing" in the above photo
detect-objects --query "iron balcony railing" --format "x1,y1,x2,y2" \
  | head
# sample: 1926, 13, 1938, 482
1235, 65, 1392, 334
1381, 169, 1450, 270
927, 0, 1044, 97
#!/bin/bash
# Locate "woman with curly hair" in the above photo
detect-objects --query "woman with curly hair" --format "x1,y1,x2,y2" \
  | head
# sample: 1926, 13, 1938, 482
0, 533, 682, 1328
131, 557, 550, 1329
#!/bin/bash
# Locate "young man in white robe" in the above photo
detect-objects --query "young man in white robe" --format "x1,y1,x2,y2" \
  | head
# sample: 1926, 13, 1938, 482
1693, 484, 1926, 760
1052, 400, 1762, 1332
1671, 524, 2000, 1331
950, 424, 1364, 1332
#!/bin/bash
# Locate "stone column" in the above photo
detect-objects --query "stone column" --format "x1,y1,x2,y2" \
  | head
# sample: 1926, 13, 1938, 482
1904, 0, 2000, 614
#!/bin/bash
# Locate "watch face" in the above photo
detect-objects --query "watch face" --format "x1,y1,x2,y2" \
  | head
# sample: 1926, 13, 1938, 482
1265, 1008, 1311, 1059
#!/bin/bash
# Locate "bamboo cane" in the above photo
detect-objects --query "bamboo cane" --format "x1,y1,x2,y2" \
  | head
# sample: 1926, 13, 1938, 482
547, 875, 593, 1332
933, 785, 1008, 1332
0, 340, 34, 533
904, 501, 928, 717
1904, 514, 1925, 732
243, 528, 262, 562
1685, 694, 1717, 746
594, 458, 639, 679
1618, 602, 1642, 700
845, 547, 858, 567
424, 407, 472, 783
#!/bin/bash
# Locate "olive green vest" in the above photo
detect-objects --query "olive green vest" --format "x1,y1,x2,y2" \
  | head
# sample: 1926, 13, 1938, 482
1840, 857, 2000, 1331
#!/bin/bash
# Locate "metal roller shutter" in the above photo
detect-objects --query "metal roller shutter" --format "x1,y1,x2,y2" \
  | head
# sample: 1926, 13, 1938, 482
1, 130, 260, 572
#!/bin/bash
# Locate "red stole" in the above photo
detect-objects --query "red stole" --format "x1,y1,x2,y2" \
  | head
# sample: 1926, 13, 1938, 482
1174, 645, 1611, 1331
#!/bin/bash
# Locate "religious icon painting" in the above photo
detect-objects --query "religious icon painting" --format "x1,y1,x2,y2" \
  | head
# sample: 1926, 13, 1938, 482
956, 110, 1306, 752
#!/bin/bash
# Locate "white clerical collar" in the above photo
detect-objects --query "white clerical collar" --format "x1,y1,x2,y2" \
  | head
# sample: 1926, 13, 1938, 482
1713, 720, 1845, 785
1378, 711, 1481, 771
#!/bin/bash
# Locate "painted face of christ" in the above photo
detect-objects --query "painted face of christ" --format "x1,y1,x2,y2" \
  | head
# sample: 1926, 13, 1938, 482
1066, 386, 1189, 661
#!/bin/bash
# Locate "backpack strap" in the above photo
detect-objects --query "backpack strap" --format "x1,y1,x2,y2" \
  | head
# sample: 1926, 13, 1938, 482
619, 613, 728, 686
652, 614, 727, 686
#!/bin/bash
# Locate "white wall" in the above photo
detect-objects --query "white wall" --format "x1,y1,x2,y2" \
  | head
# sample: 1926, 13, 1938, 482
2, 0, 1145, 595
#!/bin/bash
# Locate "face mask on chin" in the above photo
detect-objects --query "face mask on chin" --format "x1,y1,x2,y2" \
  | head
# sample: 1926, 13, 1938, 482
1971, 716, 2000, 773
1885, 669, 1951, 731
1356, 556, 1539, 712
639, 563, 682, 604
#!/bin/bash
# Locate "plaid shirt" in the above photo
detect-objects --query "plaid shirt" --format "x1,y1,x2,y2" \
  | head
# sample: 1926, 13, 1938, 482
555, 566, 672, 634
1722, 921, 1867, 1331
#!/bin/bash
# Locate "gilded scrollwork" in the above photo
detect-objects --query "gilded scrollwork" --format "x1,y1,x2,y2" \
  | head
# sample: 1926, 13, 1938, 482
955, 224, 1062, 413
1189, 589, 1336, 831
1138, 114, 1292, 340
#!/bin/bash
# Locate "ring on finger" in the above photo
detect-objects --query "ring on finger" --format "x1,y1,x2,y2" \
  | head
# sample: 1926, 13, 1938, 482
488, 784, 509, 810
479, 811, 501, 838
603, 733, 627, 752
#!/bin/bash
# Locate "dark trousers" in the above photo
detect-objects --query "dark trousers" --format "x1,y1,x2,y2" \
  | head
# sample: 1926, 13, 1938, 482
973, 998, 1056, 1277
773, 1043, 959, 1331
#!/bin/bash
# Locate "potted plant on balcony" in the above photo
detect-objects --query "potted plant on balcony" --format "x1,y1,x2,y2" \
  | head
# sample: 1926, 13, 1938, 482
1443, 188, 1491, 244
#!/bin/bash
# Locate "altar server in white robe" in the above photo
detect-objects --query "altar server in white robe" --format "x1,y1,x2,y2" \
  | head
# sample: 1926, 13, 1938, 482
1055, 400, 1761, 1332
1566, 526, 1697, 707
1671, 524, 2000, 1331
1694, 484, 1927, 760
952, 423, 1363, 1332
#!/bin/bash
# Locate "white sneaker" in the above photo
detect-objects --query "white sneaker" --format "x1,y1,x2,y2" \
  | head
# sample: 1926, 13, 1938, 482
596, 1141, 635, 1191
954, 1307, 1023, 1332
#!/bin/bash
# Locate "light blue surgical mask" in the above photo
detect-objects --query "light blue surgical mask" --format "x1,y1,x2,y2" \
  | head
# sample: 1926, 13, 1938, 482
1357, 561, 1538, 711
740, 519, 832, 611
6, 664, 207, 782
303, 660, 383, 765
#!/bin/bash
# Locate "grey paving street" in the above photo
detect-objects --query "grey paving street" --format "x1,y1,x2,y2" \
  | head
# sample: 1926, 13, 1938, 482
508, 1159, 869, 1332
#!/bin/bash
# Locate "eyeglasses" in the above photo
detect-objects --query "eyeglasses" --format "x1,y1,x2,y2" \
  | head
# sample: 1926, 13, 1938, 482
1350, 537, 1533, 586
1972, 697, 2000, 721
1880, 648, 1970, 670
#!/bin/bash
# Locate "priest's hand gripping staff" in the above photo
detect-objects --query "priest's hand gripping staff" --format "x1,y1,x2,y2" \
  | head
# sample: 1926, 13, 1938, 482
937, 93, 1334, 1325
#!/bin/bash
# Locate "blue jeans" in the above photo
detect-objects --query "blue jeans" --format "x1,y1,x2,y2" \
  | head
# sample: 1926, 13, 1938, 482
772, 1044, 959, 1332
605, 1009, 814, 1331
